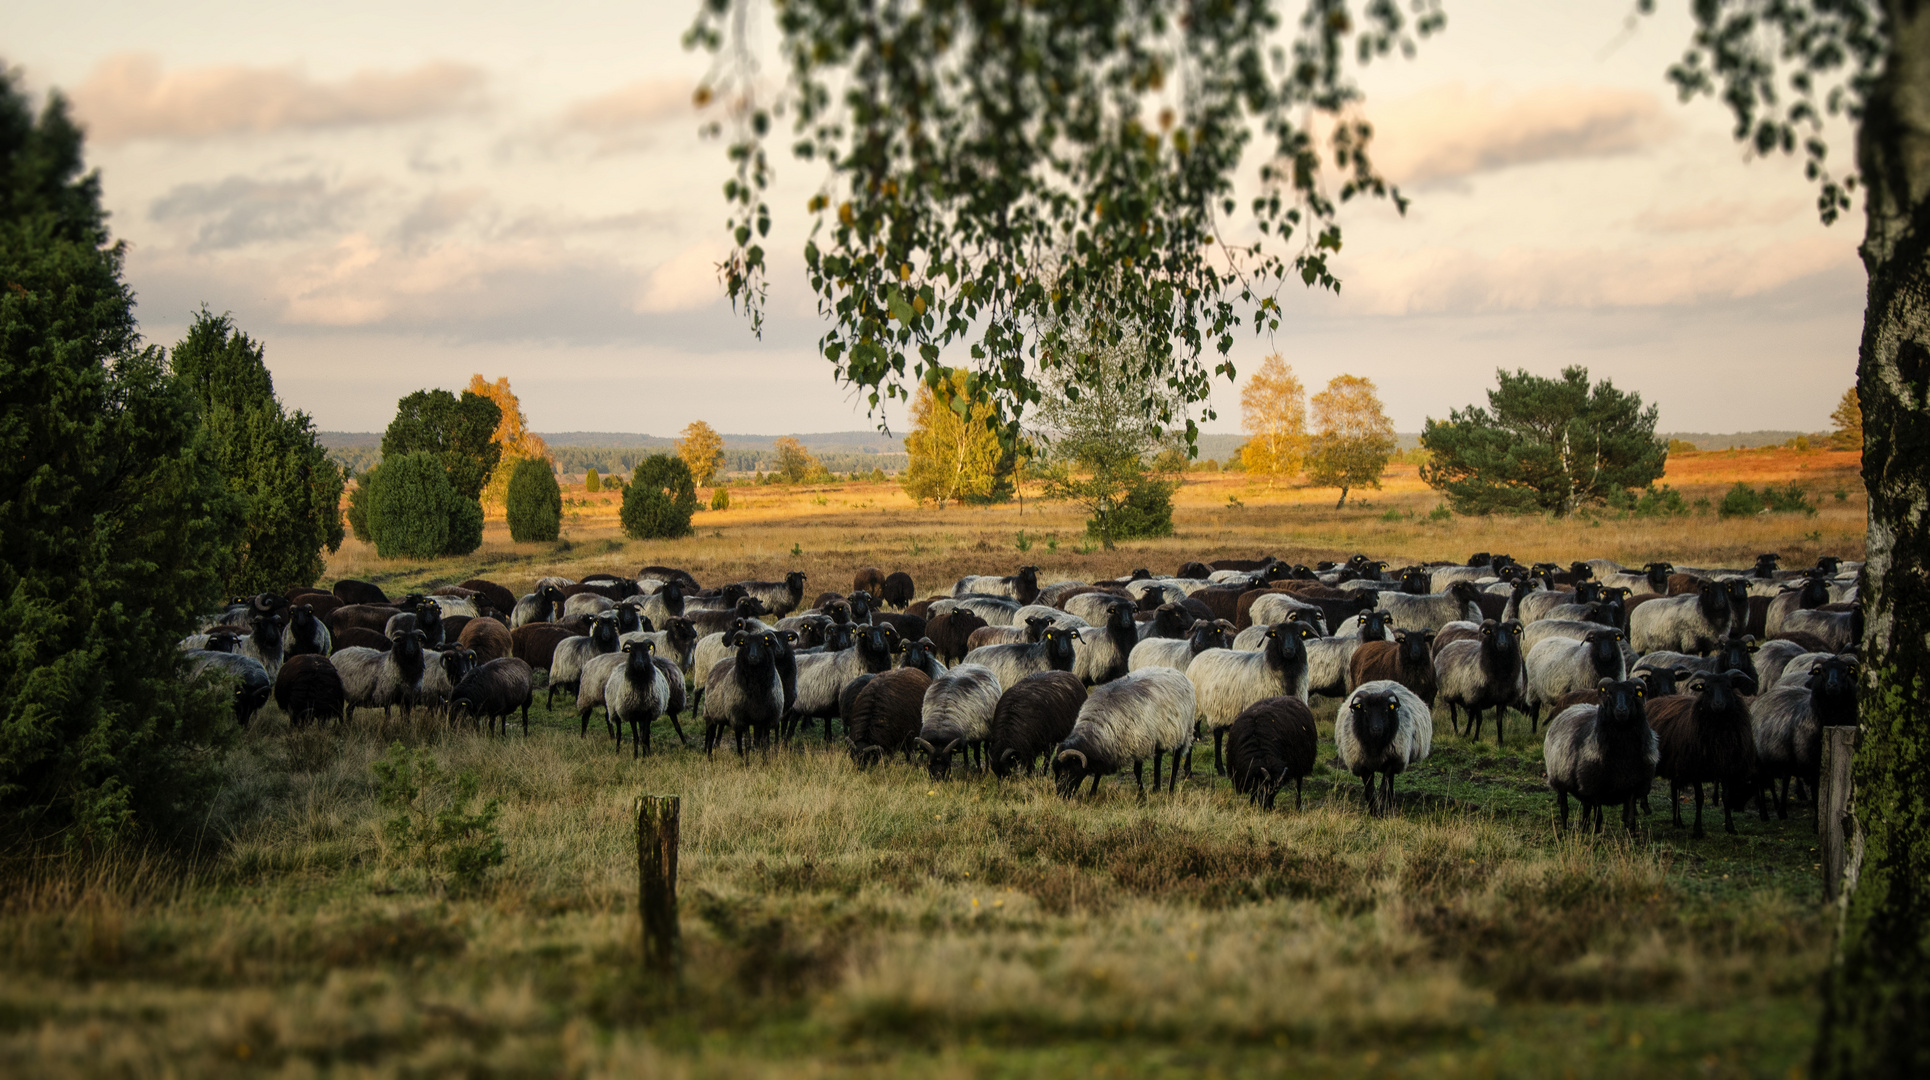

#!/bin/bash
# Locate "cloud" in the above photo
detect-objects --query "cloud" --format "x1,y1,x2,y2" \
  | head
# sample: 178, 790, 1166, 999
636, 245, 727, 312
552, 79, 693, 153
1632, 197, 1809, 233
1368, 84, 1670, 186
149, 174, 371, 251
72, 53, 485, 143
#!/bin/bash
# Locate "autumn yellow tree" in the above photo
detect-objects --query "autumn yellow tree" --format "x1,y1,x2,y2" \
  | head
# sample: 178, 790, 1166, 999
466, 374, 550, 508
1307, 374, 1397, 508
772, 436, 822, 483
1238, 354, 1307, 487
902, 368, 1014, 507
676, 420, 726, 485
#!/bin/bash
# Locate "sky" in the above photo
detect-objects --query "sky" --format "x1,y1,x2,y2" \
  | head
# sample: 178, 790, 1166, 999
3, 1, 1864, 435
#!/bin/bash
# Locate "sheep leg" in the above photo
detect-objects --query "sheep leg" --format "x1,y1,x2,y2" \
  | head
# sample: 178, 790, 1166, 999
1170, 746, 1184, 794
1670, 780, 1684, 828
1778, 776, 1791, 820
1088, 772, 1101, 797
1723, 789, 1739, 835
1469, 708, 1482, 744
521, 702, 530, 736
1448, 701, 1461, 736
1494, 708, 1505, 748
1362, 773, 1377, 815
1692, 782, 1706, 839
667, 712, 690, 747
1213, 728, 1227, 777
1294, 777, 1303, 812
1134, 759, 1147, 798
1557, 791, 1570, 831
1590, 802, 1604, 835
1152, 745, 1163, 794
1382, 771, 1397, 817
1622, 797, 1638, 832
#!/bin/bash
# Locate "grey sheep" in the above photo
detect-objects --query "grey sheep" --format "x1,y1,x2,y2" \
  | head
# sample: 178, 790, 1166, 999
952, 565, 1042, 605
734, 571, 809, 617
1752, 654, 1857, 818
915, 663, 1005, 778
510, 584, 566, 628
1543, 677, 1660, 832
416, 646, 478, 717
1072, 600, 1140, 685
1188, 622, 1316, 776
331, 628, 429, 721
785, 622, 899, 742
1336, 680, 1434, 816
1128, 618, 1233, 672
282, 604, 332, 658
1377, 581, 1482, 630
1052, 668, 1197, 798
547, 611, 623, 707
1779, 607, 1862, 652
963, 624, 1079, 692
564, 592, 615, 619
1629, 579, 1738, 655
183, 650, 273, 726
1434, 619, 1526, 745
602, 640, 682, 757
702, 630, 787, 758
1523, 629, 1627, 728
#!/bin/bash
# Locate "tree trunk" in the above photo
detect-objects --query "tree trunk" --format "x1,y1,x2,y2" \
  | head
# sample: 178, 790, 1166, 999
1815, 5, 1930, 1074
1335, 485, 1349, 509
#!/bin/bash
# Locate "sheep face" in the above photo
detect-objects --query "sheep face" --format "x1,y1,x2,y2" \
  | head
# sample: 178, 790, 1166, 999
786, 571, 807, 593
1595, 678, 1651, 729
846, 591, 874, 622
1630, 665, 1690, 697
1023, 615, 1054, 642
1356, 610, 1392, 641
899, 638, 941, 671
1399, 567, 1430, 594
1582, 629, 1624, 674
1753, 552, 1781, 578
205, 631, 241, 653
1807, 655, 1859, 723
1052, 746, 1098, 798
1346, 691, 1403, 759
916, 735, 967, 780
1687, 669, 1757, 711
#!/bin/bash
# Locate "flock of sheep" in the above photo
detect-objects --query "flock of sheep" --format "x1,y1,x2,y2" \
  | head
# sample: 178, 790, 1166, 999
179, 549, 1862, 835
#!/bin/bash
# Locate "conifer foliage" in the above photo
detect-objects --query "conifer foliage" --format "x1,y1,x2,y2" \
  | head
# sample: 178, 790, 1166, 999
505, 457, 562, 542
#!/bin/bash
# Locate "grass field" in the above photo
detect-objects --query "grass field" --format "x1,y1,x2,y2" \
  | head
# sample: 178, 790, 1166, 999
0, 446, 1863, 1077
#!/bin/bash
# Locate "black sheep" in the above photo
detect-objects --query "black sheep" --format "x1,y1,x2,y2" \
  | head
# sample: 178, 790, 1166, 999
274, 654, 345, 727
925, 610, 989, 665
846, 668, 934, 768
872, 610, 926, 643
450, 658, 536, 737
987, 671, 1088, 778
853, 566, 886, 599
1543, 678, 1660, 833
881, 571, 916, 610
638, 565, 703, 593
333, 579, 388, 606
1224, 696, 1318, 810
1173, 561, 1212, 580
284, 604, 331, 657
458, 578, 519, 619
1648, 669, 1759, 837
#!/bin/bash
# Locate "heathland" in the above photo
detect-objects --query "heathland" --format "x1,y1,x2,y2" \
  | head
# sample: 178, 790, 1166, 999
2, 446, 1862, 1078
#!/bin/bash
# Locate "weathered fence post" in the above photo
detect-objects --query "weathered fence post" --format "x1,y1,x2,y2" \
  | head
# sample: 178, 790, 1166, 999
1819, 726, 1857, 902
637, 795, 681, 976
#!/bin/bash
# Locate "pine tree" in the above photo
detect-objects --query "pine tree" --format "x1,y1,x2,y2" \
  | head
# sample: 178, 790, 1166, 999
620, 455, 698, 539
505, 458, 561, 542
1829, 386, 1862, 451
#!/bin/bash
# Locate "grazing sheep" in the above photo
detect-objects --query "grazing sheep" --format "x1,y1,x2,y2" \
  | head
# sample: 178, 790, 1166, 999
458, 616, 514, 663
274, 653, 345, 727
1377, 582, 1481, 630
953, 565, 1042, 605
1752, 654, 1858, 817
331, 629, 429, 721
853, 566, 886, 600
449, 658, 536, 737
1052, 668, 1197, 798
1780, 606, 1863, 652
282, 604, 332, 658
511, 584, 568, 628
733, 571, 808, 617
1188, 622, 1316, 776
1336, 681, 1434, 816
184, 650, 273, 726
786, 623, 899, 742
916, 664, 1005, 777
1347, 629, 1438, 705
1544, 679, 1661, 832
1523, 629, 1627, 728
333, 579, 388, 606
703, 630, 787, 759
1224, 696, 1318, 810
988, 671, 1088, 778
1073, 600, 1140, 685
547, 611, 623, 707
845, 668, 934, 767
964, 624, 1080, 691
1128, 618, 1233, 672
1648, 669, 1760, 837
880, 571, 916, 609
1433, 619, 1526, 744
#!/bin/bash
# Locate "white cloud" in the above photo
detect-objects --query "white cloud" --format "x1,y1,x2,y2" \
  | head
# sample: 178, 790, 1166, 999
553, 79, 693, 154
636, 245, 726, 313
1368, 84, 1670, 186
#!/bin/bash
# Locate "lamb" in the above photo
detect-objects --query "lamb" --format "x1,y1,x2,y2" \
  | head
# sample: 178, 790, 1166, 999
510, 584, 567, 628
1433, 619, 1526, 744
703, 630, 787, 759
786, 622, 899, 742
330, 629, 429, 721
1051, 668, 1197, 798
1128, 618, 1233, 672
274, 653, 345, 728
1543, 679, 1661, 833
1347, 629, 1438, 705
963, 624, 1079, 691
1780, 606, 1863, 652
1648, 669, 1760, 837
282, 604, 332, 658
1376, 581, 1481, 630
546, 611, 623, 707
183, 650, 273, 726
1224, 696, 1318, 810
1631, 580, 1740, 655
845, 668, 934, 767
458, 616, 513, 663
1073, 600, 1140, 685
953, 565, 1042, 605
1523, 629, 1627, 729
1336, 681, 1434, 816
915, 664, 1005, 778
1187, 622, 1315, 776
448, 658, 536, 737
987, 671, 1088, 778
1751, 654, 1857, 817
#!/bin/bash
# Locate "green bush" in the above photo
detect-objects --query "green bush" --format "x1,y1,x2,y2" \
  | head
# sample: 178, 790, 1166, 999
1608, 484, 1690, 518
373, 743, 506, 895
1087, 477, 1175, 542
585, 467, 601, 493
621, 454, 699, 539
1718, 481, 1817, 519
445, 495, 484, 556
366, 452, 458, 558
506, 458, 562, 541
710, 487, 731, 511
347, 465, 377, 542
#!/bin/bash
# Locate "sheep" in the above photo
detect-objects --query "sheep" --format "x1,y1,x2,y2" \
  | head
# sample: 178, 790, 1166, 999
458, 616, 513, 663
1052, 668, 1197, 798
1433, 619, 1526, 744
1224, 696, 1319, 810
684, 597, 771, 638
1633, 635, 1760, 688
915, 664, 1005, 778
416, 647, 477, 717
1764, 574, 1833, 637
625, 616, 701, 681
1513, 585, 1588, 625
1348, 629, 1438, 706
898, 637, 947, 677
987, 671, 1088, 778
1128, 618, 1233, 672
331, 629, 429, 721
852, 566, 886, 600
1336, 681, 1434, 816
1430, 619, 1483, 655
1752, 654, 1858, 817
1523, 629, 1627, 729
511, 584, 567, 628
327, 602, 400, 638
1013, 603, 1089, 631
333, 579, 389, 606
1543, 678, 1661, 833
1246, 591, 1327, 631
446, 658, 535, 737
1300, 617, 1388, 700
1752, 638, 1815, 689
386, 602, 444, 648
703, 630, 787, 758
1065, 589, 1135, 625
1648, 669, 1760, 837
785, 622, 899, 742
282, 604, 332, 658
638, 565, 703, 593
425, 593, 483, 621
546, 611, 623, 707
953, 565, 1042, 605
629, 580, 686, 625
1780, 606, 1863, 652
684, 583, 751, 611
732, 571, 808, 617
1188, 622, 1315, 776
1375, 581, 1481, 631
509, 622, 577, 672
274, 653, 345, 727
184, 650, 273, 726
597, 640, 681, 757
845, 668, 934, 767
1773, 649, 1849, 690
880, 571, 916, 610
332, 627, 392, 653
1597, 562, 1675, 597
237, 613, 285, 678
457, 578, 518, 618
1137, 601, 1202, 641
963, 624, 1079, 692
1629, 579, 1738, 655
1072, 600, 1140, 686
967, 615, 1056, 651
940, 595, 1022, 626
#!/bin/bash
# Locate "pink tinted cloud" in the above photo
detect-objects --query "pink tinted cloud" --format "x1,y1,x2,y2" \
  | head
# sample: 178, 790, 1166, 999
71, 53, 485, 142
1368, 84, 1670, 185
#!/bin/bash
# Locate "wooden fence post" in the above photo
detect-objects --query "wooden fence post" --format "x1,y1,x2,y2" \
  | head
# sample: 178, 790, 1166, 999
637, 795, 681, 976
1819, 726, 1857, 902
